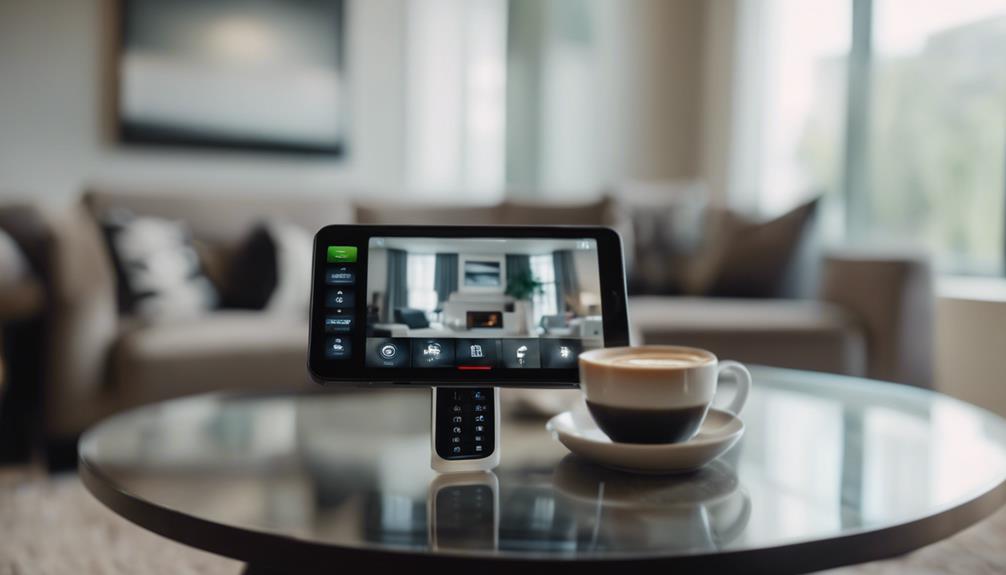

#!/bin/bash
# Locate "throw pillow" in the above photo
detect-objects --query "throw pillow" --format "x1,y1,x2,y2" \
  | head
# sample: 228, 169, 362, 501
223, 225, 277, 310
687, 197, 820, 298
0, 227, 30, 290
225, 221, 312, 315
394, 308, 431, 329
99, 208, 219, 320
609, 180, 707, 295
266, 221, 313, 315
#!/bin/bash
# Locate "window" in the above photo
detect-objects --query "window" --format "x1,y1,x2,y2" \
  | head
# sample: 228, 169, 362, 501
754, 0, 851, 217
756, 0, 1006, 274
406, 254, 438, 312
859, 0, 1006, 274
529, 254, 557, 326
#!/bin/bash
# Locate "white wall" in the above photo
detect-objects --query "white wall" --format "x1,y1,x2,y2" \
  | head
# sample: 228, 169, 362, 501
0, 0, 407, 202
2, 0, 713, 204
700, 0, 739, 208
595, 0, 705, 184
506, 0, 708, 197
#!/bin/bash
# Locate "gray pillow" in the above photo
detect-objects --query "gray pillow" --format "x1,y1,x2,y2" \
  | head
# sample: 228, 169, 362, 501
689, 197, 820, 299
610, 180, 707, 295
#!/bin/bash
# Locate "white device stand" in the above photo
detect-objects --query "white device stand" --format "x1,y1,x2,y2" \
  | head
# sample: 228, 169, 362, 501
430, 387, 501, 473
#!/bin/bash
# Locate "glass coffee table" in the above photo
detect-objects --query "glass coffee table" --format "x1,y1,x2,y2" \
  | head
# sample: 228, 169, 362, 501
79, 367, 1006, 574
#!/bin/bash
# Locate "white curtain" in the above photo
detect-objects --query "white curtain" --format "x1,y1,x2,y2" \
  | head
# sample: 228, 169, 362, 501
405, 0, 507, 199
710, 0, 851, 219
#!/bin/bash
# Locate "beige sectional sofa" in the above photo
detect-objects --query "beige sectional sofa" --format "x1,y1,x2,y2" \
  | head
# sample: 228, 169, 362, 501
11, 189, 932, 449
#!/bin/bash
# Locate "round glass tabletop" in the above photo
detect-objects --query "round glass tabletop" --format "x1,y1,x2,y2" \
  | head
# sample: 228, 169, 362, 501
79, 367, 1006, 572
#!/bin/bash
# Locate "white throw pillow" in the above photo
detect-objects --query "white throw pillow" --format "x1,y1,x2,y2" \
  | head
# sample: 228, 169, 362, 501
264, 221, 313, 316
100, 209, 218, 321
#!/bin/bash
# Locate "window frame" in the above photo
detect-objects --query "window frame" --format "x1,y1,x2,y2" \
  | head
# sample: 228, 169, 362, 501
843, 0, 1006, 276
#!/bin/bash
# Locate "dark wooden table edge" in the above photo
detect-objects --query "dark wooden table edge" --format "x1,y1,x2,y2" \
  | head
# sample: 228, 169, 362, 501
78, 449, 1006, 574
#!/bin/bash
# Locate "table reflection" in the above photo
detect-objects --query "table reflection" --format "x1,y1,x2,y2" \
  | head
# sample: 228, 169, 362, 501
78, 368, 1006, 561
354, 455, 750, 555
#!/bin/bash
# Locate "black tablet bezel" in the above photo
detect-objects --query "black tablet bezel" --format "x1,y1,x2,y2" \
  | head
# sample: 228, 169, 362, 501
308, 225, 630, 388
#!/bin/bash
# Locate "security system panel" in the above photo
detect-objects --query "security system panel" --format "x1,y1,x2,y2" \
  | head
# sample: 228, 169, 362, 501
308, 225, 630, 387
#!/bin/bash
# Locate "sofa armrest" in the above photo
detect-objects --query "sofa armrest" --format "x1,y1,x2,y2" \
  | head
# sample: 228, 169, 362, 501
40, 205, 120, 437
819, 250, 933, 388
0, 203, 51, 278
0, 204, 47, 322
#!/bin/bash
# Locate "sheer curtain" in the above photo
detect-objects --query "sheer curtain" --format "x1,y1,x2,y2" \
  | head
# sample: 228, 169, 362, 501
712, 0, 850, 218
406, 254, 437, 311
405, 0, 507, 199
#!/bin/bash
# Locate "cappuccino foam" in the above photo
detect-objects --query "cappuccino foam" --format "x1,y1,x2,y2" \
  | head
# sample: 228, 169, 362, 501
602, 351, 710, 369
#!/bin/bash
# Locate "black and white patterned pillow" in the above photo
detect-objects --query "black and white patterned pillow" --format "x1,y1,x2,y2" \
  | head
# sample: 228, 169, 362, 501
100, 209, 218, 320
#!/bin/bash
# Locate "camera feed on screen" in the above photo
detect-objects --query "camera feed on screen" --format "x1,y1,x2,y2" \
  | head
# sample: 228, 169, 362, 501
361, 237, 603, 370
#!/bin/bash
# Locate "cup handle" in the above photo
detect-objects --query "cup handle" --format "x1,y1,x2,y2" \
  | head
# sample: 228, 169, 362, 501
716, 361, 751, 416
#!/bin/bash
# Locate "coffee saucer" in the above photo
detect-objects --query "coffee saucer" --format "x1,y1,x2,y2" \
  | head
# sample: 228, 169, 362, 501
546, 400, 744, 475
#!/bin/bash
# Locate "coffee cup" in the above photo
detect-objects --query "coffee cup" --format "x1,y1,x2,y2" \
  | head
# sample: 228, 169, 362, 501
578, 345, 751, 444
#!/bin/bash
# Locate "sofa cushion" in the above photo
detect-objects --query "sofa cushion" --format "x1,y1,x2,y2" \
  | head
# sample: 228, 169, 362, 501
687, 197, 819, 298
628, 296, 867, 376
109, 311, 310, 404
84, 189, 354, 249
84, 189, 353, 291
97, 208, 219, 320
608, 180, 707, 295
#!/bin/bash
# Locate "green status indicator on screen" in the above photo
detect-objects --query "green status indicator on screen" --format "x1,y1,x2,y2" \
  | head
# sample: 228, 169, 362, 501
327, 246, 358, 263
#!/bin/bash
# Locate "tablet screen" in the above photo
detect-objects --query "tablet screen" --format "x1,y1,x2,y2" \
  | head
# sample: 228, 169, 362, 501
355, 236, 603, 371
310, 225, 628, 386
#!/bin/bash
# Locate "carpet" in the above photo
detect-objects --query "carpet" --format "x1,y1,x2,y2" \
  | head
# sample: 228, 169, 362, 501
0, 467, 1002, 574
0, 468, 240, 575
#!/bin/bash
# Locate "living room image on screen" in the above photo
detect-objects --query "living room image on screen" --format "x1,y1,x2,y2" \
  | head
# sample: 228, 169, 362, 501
364, 237, 603, 369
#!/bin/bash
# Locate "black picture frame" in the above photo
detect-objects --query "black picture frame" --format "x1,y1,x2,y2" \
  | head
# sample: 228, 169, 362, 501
115, 0, 346, 156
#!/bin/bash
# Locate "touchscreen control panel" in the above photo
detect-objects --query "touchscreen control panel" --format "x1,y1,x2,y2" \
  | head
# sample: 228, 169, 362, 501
309, 226, 629, 386
322, 245, 360, 361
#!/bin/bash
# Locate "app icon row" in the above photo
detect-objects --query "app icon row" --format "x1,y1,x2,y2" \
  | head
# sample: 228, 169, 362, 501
321, 252, 357, 361
364, 337, 584, 369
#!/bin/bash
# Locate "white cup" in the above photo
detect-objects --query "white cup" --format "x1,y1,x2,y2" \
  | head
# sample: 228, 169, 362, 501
578, 345, 751, 444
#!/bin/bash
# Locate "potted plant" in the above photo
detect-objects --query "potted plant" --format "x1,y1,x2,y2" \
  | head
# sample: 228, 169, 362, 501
505, 268, 544, 335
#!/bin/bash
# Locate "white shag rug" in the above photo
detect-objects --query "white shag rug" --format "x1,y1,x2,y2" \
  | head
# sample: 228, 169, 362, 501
0, 467, 1002, 574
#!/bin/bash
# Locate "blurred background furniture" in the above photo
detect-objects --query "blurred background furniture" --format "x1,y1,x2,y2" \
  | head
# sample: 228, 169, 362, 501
0, 188, 933, 464
0, 205, 49, 463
